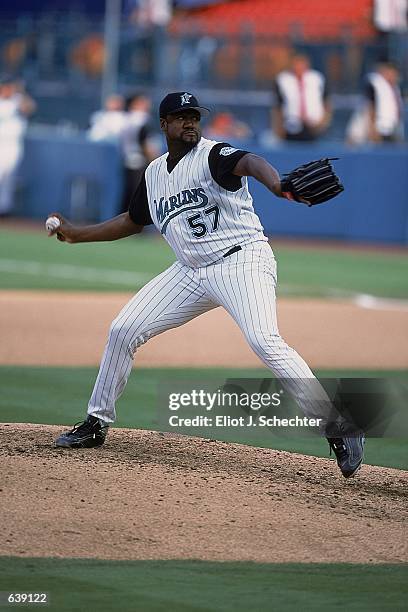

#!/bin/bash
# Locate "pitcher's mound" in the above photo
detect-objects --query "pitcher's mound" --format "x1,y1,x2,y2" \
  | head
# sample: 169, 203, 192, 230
1, 424, 407, 563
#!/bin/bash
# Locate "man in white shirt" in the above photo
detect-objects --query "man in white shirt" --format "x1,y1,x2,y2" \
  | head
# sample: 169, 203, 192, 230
273, 54, 332, 142
365, 62, 404, 143
88, 94, 127, 143
119, 93, 159, 213
374, 0, 408, 33
0, 78, 35, 217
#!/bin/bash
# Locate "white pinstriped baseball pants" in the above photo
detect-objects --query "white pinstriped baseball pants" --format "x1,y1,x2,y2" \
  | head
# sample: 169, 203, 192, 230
88, 241, 331, 424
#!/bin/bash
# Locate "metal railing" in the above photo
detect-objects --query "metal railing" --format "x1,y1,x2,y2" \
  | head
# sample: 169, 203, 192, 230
1, 13, 406, 133
1, 14, 406, 90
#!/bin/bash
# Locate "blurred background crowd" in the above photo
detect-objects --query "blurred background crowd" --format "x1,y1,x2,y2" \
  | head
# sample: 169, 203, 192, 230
0, 0, 407, 225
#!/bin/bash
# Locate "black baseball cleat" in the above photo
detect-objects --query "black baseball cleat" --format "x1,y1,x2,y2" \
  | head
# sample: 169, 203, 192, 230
55, 415, 108, 449
327, 434, 365, 478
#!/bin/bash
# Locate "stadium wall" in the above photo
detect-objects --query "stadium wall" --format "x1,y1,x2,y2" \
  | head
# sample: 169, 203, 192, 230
18, 134, 123, 223
17, 135, 408, 245
251, 144, 408, 244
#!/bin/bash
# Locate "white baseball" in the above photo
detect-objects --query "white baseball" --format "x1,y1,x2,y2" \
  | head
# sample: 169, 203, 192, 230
45, 216, 61, 233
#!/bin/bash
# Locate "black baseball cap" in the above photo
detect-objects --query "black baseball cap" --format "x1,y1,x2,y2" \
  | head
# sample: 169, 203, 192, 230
159, 92, 210, 118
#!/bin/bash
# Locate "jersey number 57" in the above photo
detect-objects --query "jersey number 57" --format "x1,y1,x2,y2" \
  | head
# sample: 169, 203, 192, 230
187, 205, 220, 238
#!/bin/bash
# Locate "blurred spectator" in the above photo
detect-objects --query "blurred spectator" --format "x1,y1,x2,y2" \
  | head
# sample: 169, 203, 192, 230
88, 94, 127, 142
130, 0, 172, 28
366, 62, 404, 142
1, 38, 27, 74
119, 93, 159, 213
205, 112, 252, 141
272, 53, 331, 141
70, 35, 105, 78
374, 0, 408, 34
373, 0, 408, 61
0, 77, 35, 218
346, 62, 404, 145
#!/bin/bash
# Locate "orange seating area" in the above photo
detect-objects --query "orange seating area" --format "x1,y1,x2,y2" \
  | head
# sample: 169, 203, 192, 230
172, 0, 375, 40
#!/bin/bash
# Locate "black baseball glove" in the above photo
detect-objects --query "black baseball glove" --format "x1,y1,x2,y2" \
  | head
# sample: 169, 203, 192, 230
280, 158, 344, 207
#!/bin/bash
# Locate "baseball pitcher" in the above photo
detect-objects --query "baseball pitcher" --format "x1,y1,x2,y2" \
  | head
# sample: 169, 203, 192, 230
49, 92, 364, 478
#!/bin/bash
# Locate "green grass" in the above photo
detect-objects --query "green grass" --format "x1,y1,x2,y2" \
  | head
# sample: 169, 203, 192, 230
0, 230, 174, 291
274, 245, 408, 299
1, 366, 407, 470
1, 228, 407, 297
0, 557, 407, 612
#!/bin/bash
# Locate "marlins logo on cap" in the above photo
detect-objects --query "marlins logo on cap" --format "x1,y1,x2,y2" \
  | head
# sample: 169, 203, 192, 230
180, 93, 193, 105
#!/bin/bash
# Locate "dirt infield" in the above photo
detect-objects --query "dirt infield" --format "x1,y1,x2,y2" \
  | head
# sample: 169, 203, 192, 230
0, 424, 407, 563
1, 290, 408, 368
2, 288, 407, 565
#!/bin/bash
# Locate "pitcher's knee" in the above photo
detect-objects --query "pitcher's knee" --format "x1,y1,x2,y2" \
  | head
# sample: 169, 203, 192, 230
108, 317, 150, 353
248, 332, 291, 359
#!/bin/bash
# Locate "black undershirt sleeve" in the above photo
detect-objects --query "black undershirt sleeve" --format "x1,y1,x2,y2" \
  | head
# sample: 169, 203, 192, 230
365, 82, 375, 103
323, 79, 329, 101
208, 142, 250, 191
273, 81, 284, 105
128, 173, 153, 226
138, 123, 150, 145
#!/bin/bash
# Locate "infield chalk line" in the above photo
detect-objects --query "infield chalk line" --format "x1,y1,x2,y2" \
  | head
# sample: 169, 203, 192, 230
351, 293, 408, 311
1, 258, 408, 310
0, 258, 152, 286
